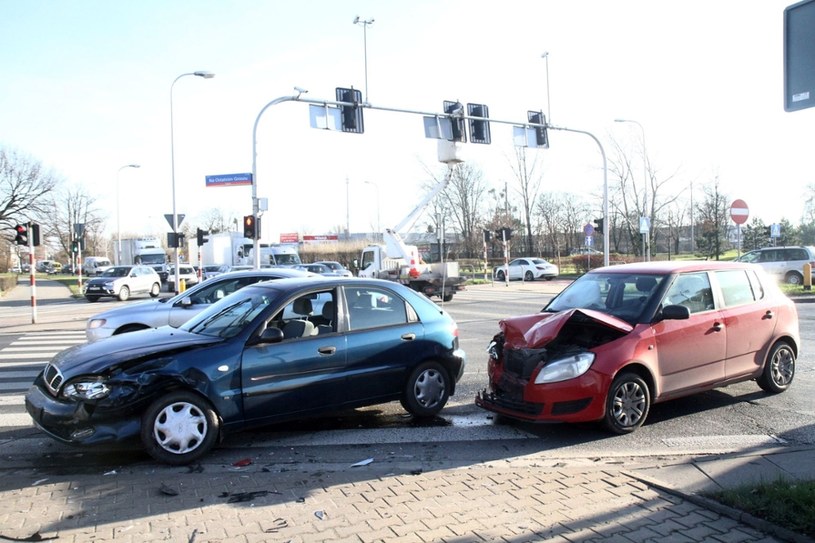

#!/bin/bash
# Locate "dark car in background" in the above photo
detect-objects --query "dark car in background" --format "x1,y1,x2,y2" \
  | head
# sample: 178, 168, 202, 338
27, 277, 467, 464
477, 261, 799, 434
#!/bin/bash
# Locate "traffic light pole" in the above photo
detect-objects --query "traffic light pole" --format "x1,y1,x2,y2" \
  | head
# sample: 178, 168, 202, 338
27, 226, 37, 324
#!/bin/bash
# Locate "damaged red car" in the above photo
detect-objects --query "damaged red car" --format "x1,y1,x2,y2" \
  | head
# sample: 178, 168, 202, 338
476, 261, 799, 433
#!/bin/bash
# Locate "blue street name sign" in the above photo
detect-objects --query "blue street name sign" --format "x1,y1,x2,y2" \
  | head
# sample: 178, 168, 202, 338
205, 173, 253, 187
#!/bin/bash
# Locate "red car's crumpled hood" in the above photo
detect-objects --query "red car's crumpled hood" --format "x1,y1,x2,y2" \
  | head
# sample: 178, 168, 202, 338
500, 309, 633, 349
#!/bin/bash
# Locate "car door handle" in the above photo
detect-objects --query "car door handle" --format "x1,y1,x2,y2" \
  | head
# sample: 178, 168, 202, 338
763, 310, 774, 320
401, 333, 416, 341
713, 322, 724, 332
318, 346, 336, 355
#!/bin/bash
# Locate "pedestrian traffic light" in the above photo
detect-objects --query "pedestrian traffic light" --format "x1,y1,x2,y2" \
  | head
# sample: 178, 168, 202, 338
527, 110, 549, 148
30, 223, 40, 246
594, 218, 604, 234
468, 103, 491, 145
335, 87, 364, 133
243, 215, 259, 239
14, 224, 28, 245
196, 228, 209, 246
444, 100, 467, 143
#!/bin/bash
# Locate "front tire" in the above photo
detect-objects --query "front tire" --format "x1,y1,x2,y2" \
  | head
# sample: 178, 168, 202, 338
496, 270, 505, 282
757, 341, 795, 393
402, 361, 450, 418
524, 271, 534, 281
785, 272, 803, 285
118, 286, 130, 301
149, 283, 161, 297
603, 372, 650, 434
141, 390, 219, 465
442, 293, 453, 302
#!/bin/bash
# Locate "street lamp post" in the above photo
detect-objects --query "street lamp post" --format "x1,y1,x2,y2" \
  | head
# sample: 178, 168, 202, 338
353, 16, 374, 102
170, 70, 214, 292
614, 118, 649, 261
364, 180, 380, 240
116, 164, 140, 265
541, 52, 551, 123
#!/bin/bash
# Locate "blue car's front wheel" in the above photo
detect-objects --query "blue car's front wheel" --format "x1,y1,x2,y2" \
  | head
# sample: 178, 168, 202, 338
141, 390, 220, 465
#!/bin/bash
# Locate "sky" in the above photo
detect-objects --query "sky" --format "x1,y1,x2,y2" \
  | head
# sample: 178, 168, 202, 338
2, 0, 814, 244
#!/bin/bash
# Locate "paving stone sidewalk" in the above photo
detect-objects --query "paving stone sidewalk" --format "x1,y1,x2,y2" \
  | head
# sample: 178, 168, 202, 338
0, 463, 787, 543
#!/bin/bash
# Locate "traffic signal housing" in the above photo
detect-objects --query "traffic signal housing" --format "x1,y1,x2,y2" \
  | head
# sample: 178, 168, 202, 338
243, 215, 259, 239
527, 110, 549, 148
444, 100, 467, 143
483, 229, 492, 243
336, 87, 364, 133
14, 224, 28, 245
196, 228, 209, 246
495, 227, 512, 241
594, 218, 604, 234
467, 103, 491, 145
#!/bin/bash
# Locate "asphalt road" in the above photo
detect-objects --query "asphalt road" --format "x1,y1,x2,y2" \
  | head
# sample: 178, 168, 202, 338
0, 278, 813, 469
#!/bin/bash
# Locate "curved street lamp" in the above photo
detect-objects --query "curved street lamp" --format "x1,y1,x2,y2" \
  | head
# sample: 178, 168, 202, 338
116, 164, 141, 265
170, 70, 214, 292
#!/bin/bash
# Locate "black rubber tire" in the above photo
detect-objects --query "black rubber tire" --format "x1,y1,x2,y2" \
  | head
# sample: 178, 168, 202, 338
496, 270, 505, 282
442, 294, 453, 302
757, 341, 795, 393
524, 270, 534, 281
149, 283, 161, 297
141, 390, 220, 465
785, 272, 803, 285
402, 361, 450, 418
118, 286, 130, 301
85, 296, 100, 303
603, 372, 650, 434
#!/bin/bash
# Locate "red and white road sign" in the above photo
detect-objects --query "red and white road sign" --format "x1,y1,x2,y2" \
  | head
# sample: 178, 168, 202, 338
730, 199, 749, 225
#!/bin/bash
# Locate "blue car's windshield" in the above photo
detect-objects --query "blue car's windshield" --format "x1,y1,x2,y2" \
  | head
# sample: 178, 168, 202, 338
545, 272, 667, 324
183, 291, 273, 338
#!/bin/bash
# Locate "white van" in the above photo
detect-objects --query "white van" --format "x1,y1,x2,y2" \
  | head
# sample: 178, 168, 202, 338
83, 256, 112, 276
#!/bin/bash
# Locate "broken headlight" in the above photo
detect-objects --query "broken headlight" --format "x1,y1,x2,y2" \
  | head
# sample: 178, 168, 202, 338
533, 352, 595, 384
62, 379, 112, 401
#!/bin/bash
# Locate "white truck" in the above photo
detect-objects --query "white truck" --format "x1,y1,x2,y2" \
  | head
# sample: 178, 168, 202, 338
120, 237, 169, 280
189, 232, 301, 268
358, 168, 465, 302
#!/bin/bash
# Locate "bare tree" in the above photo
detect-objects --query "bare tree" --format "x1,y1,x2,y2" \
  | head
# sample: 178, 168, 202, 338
695, 177, 730, 259
0, 147, 60, 237
507, 147, 544, 255
196, 208, 237, 234
48, 184, 105, 257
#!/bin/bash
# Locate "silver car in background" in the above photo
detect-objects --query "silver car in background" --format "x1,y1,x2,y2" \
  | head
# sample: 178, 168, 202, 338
86, 268, 315, 342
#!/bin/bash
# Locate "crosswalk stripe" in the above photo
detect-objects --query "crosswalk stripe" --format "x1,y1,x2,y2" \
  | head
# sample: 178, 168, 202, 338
0, 353, 58, 360
3, 346, 72, 351
0, 395, 25, 406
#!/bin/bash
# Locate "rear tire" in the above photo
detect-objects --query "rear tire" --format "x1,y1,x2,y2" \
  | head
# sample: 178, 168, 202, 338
784, 272, 803, 285
524, 271, 534, 281
149, 283, 161, 297
757, 341, 795, 393
496, 270, 505, 282
402, 361, 450, 418
442, 293, 453, 302
603, 372, 650, 434
141, 390, 219, 465
118, 286, 130, 301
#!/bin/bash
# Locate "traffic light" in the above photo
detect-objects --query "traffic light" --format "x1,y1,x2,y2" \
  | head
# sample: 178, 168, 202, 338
527, 110, 549, 148
483, 229, 492, 243
196, 228, 209, 246
335, 87, 364, 133
495, 227, 512, 241
594, 218, 604, 235
31, 223, 40, 246
71, 240, 79, 254
444, 101, 467, 142
167, 232, 185, 248
243, 215, 260, 239
467, 103, 491, 145
14, 224, 28, 245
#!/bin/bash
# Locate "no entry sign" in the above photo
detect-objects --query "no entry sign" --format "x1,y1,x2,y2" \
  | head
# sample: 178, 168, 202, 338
730, 199, 749, 225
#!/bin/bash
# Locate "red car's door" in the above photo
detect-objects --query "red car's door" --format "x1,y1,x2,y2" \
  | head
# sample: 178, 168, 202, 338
652, 272, 726, 398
